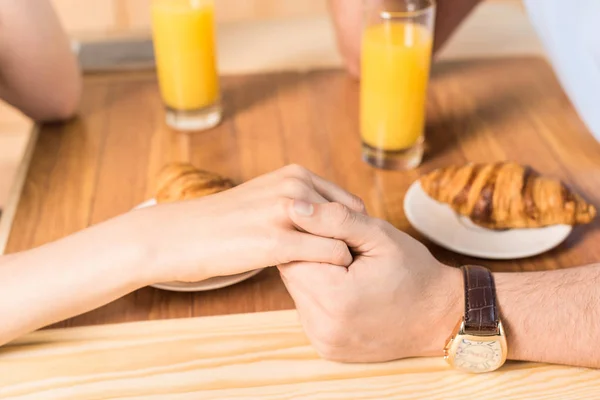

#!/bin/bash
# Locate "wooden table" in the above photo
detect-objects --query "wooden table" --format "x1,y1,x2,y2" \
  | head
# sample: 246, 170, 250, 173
2, 57, 600, 398
3, 57, 600, 329
3, 310, 600, 399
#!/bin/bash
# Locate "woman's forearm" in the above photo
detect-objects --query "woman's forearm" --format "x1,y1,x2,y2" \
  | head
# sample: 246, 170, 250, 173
495, 265, 600, 368
0, 214, 154, 345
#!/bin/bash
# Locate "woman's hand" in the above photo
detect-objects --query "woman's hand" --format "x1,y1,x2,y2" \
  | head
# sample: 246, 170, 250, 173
0, 165, 364, 345
132, 164, 366, 283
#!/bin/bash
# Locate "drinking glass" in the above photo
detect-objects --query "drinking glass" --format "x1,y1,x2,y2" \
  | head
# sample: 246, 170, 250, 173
361, 0, 436, 169
151, 0, 221, 131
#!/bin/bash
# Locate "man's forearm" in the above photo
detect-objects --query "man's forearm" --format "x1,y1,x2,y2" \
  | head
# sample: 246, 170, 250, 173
328, 0, 482, 77
433, 0, 481, 53
495, 266, 600, 368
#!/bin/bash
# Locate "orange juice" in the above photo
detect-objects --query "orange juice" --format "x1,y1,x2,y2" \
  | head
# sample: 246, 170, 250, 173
361, 22, 433, 151
151, 0, 219, 111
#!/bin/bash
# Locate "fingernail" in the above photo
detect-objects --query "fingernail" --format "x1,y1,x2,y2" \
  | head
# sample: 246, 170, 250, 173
293, 200, 314, 216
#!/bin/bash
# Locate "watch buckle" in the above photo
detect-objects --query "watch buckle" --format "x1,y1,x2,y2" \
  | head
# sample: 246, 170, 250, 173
458, 319, 502, 337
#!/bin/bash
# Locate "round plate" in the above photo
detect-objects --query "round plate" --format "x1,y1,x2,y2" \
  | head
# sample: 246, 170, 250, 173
133, 199, 264, 292
403, 181, 572, 259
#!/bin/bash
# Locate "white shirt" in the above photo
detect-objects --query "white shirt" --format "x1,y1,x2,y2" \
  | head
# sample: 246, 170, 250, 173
525, 0, 600, 141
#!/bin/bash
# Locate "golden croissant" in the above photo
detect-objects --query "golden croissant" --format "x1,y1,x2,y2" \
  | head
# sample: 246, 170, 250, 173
419, 162, 596, 229
156, 162, 234, 203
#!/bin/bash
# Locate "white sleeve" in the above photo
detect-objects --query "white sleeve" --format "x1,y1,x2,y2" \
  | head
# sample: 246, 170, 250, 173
524, 0, 600, 141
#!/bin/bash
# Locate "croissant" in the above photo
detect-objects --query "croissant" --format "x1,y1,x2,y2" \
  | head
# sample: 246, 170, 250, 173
419, 162, 596, 229
155, 162, 234, 203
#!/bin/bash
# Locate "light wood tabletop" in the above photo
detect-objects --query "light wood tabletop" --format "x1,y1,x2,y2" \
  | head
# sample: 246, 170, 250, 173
3, 310, 599, 399
3, 57, 600, 330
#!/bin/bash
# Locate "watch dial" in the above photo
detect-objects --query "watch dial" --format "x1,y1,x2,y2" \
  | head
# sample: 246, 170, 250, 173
454, 338, 503, 373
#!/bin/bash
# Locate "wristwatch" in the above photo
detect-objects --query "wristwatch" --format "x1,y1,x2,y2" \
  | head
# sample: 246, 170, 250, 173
444, 265, 507, 373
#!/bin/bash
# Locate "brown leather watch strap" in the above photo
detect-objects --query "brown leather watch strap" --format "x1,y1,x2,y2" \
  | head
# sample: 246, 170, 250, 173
461, 265, 499, 335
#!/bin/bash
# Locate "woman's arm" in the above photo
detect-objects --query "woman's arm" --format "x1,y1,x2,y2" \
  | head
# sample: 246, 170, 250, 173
0, 215, 153, 345
0, 0, 81, 121
328, 0, 482, 77
0, 165, 364, 345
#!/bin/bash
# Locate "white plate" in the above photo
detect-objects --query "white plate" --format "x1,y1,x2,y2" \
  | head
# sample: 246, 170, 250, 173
403, 181, 572, 260
133, 199, 264, 292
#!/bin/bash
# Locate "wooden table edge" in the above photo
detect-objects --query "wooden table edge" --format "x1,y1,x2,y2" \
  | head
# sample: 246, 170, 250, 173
0, 125, 39, 255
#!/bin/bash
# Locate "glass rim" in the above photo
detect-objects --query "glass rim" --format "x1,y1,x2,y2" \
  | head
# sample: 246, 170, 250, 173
378, 1, 436, 19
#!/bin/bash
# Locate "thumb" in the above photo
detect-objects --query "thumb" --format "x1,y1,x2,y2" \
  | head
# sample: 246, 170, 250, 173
289, 200, 377, 249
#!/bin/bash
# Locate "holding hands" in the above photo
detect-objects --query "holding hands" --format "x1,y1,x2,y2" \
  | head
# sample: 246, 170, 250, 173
136, 164, 461, 362
0, 165, 370, 345
4, 164, 597, 370
132, 164, 367, 283
0, 162, 464, 357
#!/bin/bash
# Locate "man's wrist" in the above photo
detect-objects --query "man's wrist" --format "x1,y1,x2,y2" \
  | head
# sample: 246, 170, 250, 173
418, 264, 463, 357
493, 272, 522, 362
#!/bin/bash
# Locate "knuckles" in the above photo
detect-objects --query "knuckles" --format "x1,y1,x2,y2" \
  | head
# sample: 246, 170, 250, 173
280, 177, 312, 200
338, 205, 354, 227
282, 164, 312, 180
273, 197, 293, 221
326, 202, 354, 226
278, 164, 367, 215
352, 196, 367, 214
329, 240, 351, 266
371, 218, 393, 240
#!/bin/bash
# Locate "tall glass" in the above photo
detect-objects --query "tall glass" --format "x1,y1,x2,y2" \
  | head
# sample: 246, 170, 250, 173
151, 0, 221, 131
361, 0, 435, 169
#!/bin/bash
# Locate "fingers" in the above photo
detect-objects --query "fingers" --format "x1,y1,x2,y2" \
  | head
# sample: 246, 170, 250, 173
279, 232, 353, 267
237, 164, 367, 218
308, 174, 367, 215
279, 164, 367, 214
289, 201, 381, 249
278, 261, 346, 291
296, 182, 329, 205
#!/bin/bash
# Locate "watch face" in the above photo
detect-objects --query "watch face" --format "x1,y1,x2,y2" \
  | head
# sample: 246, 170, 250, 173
453, 338, 503, 373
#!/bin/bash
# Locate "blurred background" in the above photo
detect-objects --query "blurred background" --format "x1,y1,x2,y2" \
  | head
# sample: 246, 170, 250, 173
0, 0, 540, 211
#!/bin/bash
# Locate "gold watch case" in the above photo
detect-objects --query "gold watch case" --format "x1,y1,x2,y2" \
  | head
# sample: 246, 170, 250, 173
444, 318, 507, 373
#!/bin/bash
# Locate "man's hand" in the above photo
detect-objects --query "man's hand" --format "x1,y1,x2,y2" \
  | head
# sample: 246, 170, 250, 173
278, 201, 462, 362
281, 200, 600, 369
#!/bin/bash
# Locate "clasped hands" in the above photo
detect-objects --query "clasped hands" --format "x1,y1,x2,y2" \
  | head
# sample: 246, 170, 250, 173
133, 165, 462, 362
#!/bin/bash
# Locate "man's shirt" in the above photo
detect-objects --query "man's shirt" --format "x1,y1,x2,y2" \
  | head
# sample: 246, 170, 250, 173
525, 0, 600, 140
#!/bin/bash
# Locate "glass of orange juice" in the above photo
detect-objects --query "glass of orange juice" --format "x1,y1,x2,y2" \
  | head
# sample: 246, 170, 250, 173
151, 0, 221, 131
361, 0, 435, 169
